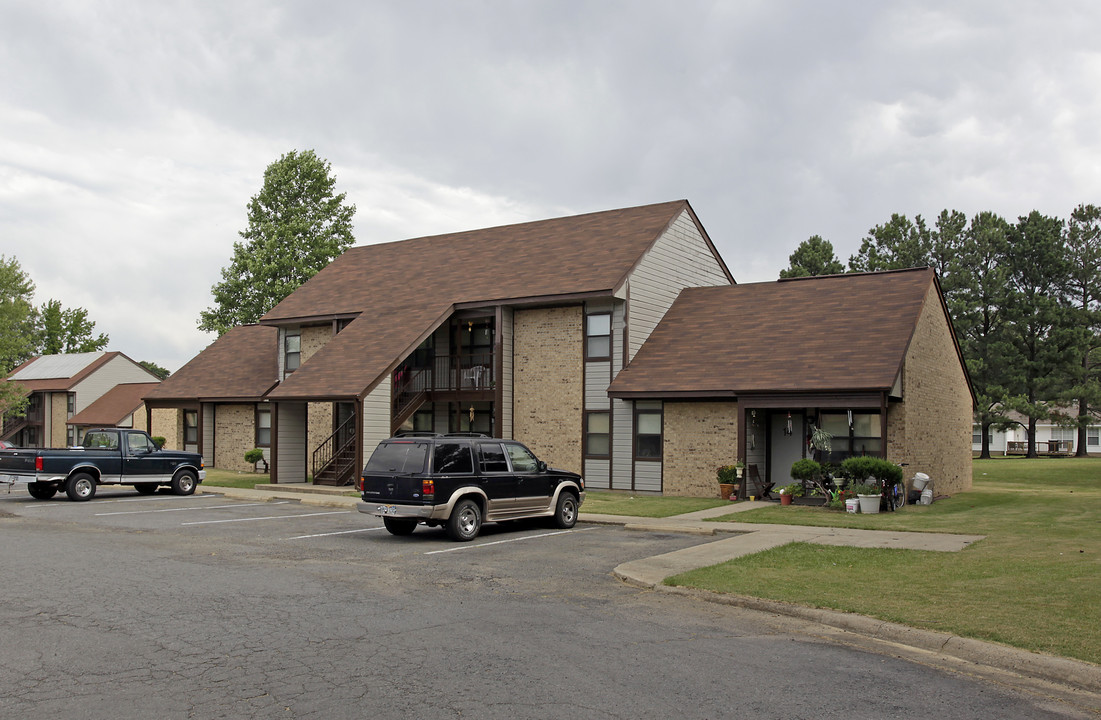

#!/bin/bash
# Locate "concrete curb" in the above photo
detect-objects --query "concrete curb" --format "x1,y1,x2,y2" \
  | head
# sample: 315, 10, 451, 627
633, 581, 1101, 697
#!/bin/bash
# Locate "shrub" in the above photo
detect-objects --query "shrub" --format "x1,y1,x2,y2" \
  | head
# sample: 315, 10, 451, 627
151, 436, 166, 449
244, 448, 265, 465
789, 459, 822, 482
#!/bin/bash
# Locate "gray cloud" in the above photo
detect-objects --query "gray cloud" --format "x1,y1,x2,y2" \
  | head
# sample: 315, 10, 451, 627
2, 0, 1099, 370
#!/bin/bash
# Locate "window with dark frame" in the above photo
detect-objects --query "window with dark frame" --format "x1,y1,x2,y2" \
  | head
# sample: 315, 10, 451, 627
256, 406, 272, 447
285, 332, 301, 373
819, 411, 882, 462
585, 411, 610, 457
635, 408, 662, 460
67, 392, 75, 417
585, 313, 611, 360
184, 410, 198, 445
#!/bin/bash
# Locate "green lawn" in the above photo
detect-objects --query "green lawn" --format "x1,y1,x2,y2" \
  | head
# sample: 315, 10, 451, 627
202, 468, 272, 489
583, 491, 730, 518
666, 457, 1101, 665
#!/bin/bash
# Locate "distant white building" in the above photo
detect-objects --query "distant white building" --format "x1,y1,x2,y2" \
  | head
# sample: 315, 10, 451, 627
973, 410, 1100, 455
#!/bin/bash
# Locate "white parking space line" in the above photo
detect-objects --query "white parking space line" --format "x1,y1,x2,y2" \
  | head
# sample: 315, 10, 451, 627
287, 526, 386, 540
96, 501, 288, 517
181, 510, 352, 526
22, 493, 221, 509
424, 527, 595, 555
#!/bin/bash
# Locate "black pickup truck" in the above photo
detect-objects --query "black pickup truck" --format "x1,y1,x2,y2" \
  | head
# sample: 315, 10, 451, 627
0, 428, 205, 501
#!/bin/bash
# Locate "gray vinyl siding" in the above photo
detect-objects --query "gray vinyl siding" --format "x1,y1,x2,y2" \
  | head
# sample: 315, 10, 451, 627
611, 398, 633, 489
633, 459, 662, 492
201, 403, 215, 468
626, 210, 731, 361
500, 307, 514, 438
277, 402, 307, 483
363, 377, 391, 451
584, 458, 610, 489
585, 363, 611, 409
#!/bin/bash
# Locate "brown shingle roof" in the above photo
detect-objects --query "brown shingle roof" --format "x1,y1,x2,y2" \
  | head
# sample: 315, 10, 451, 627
266, 200, 727, 399
68, 382, 160, 426
144, 325, 279, 403
608, 268, 943, 397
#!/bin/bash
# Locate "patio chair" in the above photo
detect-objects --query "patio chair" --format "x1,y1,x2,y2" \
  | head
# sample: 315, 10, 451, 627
748, 463, 773, 499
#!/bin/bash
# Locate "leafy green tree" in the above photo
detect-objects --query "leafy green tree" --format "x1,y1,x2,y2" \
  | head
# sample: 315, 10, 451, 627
848, 214, 933, 272
198, 149, 357, 334
36, 299, 109, 355
139, 360, 171, 380
0, 256, 38, 375
1003, 211, 1076, 457
779, 235, 844, 278
1061, 203, 1101, 456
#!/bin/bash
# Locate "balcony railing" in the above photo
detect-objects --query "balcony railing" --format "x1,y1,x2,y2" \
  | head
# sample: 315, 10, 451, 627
392, 353, 494, 419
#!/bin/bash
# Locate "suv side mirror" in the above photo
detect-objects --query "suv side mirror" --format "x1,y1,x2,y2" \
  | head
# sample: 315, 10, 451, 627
537, 460, 547, 473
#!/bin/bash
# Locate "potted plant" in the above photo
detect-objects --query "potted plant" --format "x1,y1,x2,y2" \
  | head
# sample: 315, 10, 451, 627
778, 482, 804, 506
716, 464, 741, 500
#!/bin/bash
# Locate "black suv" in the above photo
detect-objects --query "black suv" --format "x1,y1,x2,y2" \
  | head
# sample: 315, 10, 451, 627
356, 434, 585, 541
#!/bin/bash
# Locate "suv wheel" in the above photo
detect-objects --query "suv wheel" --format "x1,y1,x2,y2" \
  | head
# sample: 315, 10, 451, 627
554, 492, 578, 529
446, 498, 482, 541
383, 517, 418, 536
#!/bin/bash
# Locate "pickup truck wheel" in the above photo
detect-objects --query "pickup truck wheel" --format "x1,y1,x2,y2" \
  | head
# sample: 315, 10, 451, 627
383, 517, 418, 536
66, 473, 97, 502
554, 492, 578, 529
27, 482, 58, 500
134, 484, 158, 495
171, 470, 198, 496
446, 498, 482, 541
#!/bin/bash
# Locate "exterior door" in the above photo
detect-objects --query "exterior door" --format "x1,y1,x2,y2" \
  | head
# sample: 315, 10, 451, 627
770, 412, 804, 487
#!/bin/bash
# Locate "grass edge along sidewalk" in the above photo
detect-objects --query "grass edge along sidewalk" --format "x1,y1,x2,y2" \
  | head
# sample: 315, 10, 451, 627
663, 457, 1101, 667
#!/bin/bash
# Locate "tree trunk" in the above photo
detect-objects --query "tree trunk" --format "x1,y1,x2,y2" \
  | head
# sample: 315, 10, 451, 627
1026, 417, 1038, 458
1077, 380, 1090, 458
980, 421, 992, 460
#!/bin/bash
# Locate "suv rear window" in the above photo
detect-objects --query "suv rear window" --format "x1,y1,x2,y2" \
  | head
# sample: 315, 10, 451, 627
366, 442, 429, 473
433, 443, 474, 474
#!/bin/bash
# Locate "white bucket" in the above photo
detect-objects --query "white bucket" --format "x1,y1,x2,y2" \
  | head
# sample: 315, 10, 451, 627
920, 488, 933, 505
912, 472, 930, 491
845, 498, 859, 514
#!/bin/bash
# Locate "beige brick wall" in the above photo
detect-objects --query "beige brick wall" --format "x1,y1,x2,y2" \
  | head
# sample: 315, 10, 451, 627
307, 401, 334, 466
887, 284, 973, 495
150, 408, 183, 449
51, 392, 68, 447
301, 324, 332, 364
513, 306, 583, 474
213, 403, 256, 472
663, 401, 739, 497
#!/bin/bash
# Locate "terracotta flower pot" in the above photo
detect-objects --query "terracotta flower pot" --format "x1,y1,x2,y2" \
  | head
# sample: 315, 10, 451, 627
780, 493, 793, 506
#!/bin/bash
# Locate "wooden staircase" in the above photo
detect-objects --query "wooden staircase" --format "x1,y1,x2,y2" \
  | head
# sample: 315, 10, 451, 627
312, 415, 357, 486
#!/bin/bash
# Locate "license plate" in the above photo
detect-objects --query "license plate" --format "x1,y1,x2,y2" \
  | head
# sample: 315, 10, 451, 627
378, 505, 398, 515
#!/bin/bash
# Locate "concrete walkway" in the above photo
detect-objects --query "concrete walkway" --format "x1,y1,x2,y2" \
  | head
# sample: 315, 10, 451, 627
204, 483, 1100, 700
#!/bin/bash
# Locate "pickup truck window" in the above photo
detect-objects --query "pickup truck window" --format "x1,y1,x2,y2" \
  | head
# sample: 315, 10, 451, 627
83, 431, 119, 450
126, 432, 156, 454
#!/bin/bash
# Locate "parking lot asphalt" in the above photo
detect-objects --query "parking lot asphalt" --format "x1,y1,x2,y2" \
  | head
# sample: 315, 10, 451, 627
198, 482, 1100, 699
4, 480, 1099, 705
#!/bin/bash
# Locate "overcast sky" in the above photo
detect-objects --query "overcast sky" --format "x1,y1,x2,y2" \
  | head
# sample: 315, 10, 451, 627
2, 1, 1100, 372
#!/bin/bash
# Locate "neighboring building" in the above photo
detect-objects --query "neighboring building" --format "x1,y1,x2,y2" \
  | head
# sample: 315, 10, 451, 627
66, 382, 161, 444
606, 268, 975, 496
1, 352, 162, 448
154, 201, 974, 496
973, 410, 1100, 456
143, 324, 279, 473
